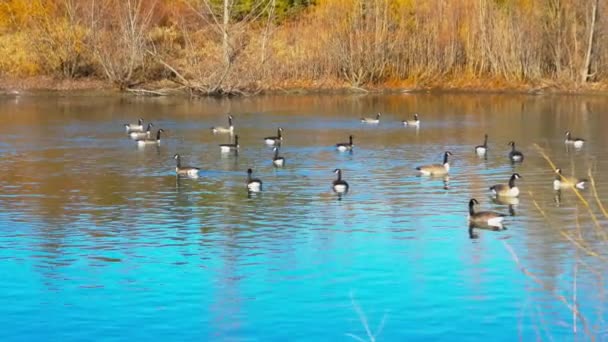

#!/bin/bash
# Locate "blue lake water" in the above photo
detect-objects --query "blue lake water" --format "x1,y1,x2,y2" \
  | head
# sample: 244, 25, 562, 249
0, 92, 607, 341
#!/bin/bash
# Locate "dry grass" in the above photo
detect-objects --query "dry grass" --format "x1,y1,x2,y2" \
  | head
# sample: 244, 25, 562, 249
506, 145, 607, 340
346, 291, 388, 342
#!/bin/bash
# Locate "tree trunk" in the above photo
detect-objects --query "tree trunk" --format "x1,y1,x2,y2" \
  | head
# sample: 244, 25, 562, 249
223, 0, 231, 65
581, 0, 599, 83
260, 0, 276, 66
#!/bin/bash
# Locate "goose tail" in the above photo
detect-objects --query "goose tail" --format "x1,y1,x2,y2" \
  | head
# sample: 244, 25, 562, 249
576, 180, 588, 190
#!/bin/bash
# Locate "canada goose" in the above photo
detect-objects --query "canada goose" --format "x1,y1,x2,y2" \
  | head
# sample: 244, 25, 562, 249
129, 123, 153, 140
468, 198, 506, 230
124, 118, 144, 132
174, 154, 200, 177
508, 141, 524, 162
475, 134, 488, 155
264, 128, 283, 145
219, 135, 239, 153
332, 168, 349, 194
136, 129, 164, 146
565, 131, 585, 148
490, 173, 521, 197
402, 113, 420, 127
361, 113, 381, 124
272, 146, 285, 167
247, 168, 263, 192
336, 135, 354, 152
416, 151, 452, 176
211, 115, 234, 134
553, 168, 587, 190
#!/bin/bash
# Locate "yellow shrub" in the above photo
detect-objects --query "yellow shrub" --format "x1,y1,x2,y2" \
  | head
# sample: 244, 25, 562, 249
0, 0, 52, 30
33, 19, 91, 76
0, 32, 41, 76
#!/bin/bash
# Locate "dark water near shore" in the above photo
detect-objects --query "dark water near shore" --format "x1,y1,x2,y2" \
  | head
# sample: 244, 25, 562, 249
0, 92, 607, 341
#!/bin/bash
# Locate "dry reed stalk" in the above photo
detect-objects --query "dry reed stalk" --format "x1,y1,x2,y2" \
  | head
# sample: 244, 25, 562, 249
529, 193, 605, 260
573, 260, 578, 334
575, 206, 583, 242
346, 291, 388, 342
533, 144, 607, 242
518, 297, 530, 341
589, 171, 608, 219
535, 304, 555, 342
503, 242, 594, 340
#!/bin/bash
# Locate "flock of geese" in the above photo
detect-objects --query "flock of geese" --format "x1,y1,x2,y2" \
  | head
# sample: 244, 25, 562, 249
124, 113, 589, 235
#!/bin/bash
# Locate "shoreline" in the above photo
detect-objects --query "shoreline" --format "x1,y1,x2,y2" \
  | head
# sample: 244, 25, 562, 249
2, 76, 608, 97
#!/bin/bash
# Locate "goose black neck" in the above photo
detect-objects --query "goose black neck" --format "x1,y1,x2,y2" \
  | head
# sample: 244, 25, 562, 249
483, 135, 488, 147
443, 153, 450, 164
511, 143, 516, 152
274, 148, 279, 158
349, 136, 353, 145
277, 129, 282, 138
156, 130, 162, 140
468, 200, 476, 215
336, 170, 342, 181
175, 156, 181, 168
555, 170, 562, 181
509, 174, 517, 188
234, 136, 239, 145
228, 117, 233, 126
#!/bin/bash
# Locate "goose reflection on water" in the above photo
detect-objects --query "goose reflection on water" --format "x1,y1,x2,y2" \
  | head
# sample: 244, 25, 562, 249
554, 190, 562, 207
468, 225, 507, 239
490, 196, 518, 216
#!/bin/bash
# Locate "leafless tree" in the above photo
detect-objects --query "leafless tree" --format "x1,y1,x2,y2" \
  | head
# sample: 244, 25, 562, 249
89, 0, 158, 89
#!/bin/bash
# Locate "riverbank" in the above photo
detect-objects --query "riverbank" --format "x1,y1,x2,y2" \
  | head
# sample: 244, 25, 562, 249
3, 76, 608, 97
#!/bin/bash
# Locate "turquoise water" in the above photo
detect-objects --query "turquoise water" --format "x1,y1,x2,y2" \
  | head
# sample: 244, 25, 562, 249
0, 93, 607, 341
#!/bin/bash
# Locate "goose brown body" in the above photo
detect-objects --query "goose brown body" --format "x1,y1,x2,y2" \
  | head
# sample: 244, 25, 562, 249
361, 113, 381, 124
553, 168, 587, 190
212, 115, 234, 134
174, 154, 200, 177
468, 199, 506, 229
402, 114, 420, 126
416, 151, 452, 176
490, 173, 521, 197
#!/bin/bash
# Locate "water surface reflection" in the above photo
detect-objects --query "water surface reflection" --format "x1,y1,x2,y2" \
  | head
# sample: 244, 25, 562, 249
0, 93, 606, 340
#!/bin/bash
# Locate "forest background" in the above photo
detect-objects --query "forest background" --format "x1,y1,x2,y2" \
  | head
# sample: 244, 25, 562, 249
0, 0, 605, 95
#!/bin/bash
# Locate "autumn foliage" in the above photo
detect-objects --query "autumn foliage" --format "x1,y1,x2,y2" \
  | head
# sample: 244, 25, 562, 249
0, 0, 605, 92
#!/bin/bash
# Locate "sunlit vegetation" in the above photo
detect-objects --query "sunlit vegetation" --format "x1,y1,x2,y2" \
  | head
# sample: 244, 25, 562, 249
0, 0, 606, 93
505, 146, 608, 340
